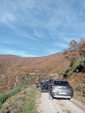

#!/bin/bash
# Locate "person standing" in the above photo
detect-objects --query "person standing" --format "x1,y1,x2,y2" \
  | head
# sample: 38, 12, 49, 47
44, 78, 48, 90
36, 77, 39, 88
44, 78, 47, 83
39, 78, 41, 91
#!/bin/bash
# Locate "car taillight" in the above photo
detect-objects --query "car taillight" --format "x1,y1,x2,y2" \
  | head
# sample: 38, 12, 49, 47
68, 86, 72, 90
51, 85, 55, 88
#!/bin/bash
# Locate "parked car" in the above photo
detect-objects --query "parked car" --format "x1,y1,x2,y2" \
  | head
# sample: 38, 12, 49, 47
49, 79, 73, 100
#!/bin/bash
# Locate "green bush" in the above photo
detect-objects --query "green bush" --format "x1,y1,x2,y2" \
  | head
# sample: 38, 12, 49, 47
73, 58, 85, 72
0, 106, 6, 112
59, 67, 73, 77
68, 71, 73, 77
22, 85, 28, 89
8, 88, 21, 97
0, 86, 28, 104
0, 104, 3, 109
75, 85, 82, 92
59, 71, 65, 76
0, 94, 9, 104
69, 60, 74, 67
66, 67, 72, 72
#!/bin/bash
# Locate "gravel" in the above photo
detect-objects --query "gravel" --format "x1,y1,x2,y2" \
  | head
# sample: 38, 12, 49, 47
37, 93, 85, 113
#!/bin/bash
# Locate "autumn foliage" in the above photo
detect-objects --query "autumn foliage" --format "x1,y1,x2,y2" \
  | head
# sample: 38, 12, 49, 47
61, 39, 85, 78
64, 39, 85, 61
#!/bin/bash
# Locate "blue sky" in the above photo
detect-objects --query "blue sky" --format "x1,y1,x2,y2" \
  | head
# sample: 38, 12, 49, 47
0, 0, 85, 57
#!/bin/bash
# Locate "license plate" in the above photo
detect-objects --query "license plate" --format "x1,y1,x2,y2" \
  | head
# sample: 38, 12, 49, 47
59, 92, 66, 94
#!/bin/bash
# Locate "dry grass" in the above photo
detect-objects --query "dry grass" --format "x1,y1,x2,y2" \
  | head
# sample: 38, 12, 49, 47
0, 85, 41, 113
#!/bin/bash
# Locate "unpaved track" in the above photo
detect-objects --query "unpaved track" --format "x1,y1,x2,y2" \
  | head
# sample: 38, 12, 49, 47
38, 93, 85, 113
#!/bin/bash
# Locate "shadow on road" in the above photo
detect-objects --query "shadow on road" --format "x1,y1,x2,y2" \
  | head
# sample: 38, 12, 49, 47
40, 90, 48, 93
53, 97, 70, 100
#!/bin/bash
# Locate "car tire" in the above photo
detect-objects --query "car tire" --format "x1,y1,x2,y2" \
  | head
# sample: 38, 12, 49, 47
68, 98, 70, 101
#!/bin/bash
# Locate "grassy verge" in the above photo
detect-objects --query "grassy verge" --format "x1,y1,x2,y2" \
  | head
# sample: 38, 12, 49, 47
72, 84, 85, 105
0, 85, 41, 113
0, 85, 28, 104
73, 91, 85, 105
0, 85, 28, 113
22, 86, 41, 113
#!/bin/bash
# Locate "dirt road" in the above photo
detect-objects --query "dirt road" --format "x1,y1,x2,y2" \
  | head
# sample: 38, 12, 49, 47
38, 93, 85, 113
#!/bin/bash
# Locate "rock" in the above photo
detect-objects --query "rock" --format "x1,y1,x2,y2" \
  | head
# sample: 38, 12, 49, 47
5, 109, 10, 113
4, 103, 9, 109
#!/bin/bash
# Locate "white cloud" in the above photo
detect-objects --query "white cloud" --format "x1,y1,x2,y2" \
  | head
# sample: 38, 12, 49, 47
46, 49, 61, 55
33, 29, 41, 38
0, 0, 85, 57
0, 12, 15, 23
0, 0, 84, 41
55, 43, 69, 49
63, 37, 81, 43
0, 48, 37, 57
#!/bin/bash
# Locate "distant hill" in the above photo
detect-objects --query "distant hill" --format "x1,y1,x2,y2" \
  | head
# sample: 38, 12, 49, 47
0, 53, 70, 72
0, 38, 85, 93
0, 52, 70, 93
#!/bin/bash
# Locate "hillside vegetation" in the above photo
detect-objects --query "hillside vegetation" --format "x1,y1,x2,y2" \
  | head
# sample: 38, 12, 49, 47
0, 39, 85, 93
59, 39, 85, 103
0, 39, 85, 112
59, 39, 85, 79
0, 86, 40, 113
0, 53, 69, 93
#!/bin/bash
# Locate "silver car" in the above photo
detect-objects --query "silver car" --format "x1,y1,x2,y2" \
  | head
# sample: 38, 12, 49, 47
49, 79, 73, 100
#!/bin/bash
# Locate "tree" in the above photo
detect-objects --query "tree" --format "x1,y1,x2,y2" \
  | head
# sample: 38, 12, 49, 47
69, 40, 78, 50
79, 39, 85, 57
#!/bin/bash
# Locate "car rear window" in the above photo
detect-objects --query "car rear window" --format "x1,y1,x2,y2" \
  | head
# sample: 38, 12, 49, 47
54, 81, 70, 86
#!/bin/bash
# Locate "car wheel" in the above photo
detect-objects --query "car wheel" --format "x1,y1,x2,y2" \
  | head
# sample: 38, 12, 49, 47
68, 98, 70, 101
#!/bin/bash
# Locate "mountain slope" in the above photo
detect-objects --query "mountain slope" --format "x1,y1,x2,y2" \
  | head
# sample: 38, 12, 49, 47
0, 52, 70, 93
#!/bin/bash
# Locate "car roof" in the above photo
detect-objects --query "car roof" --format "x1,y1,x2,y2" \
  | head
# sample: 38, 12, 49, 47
52, 79, 68, 82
